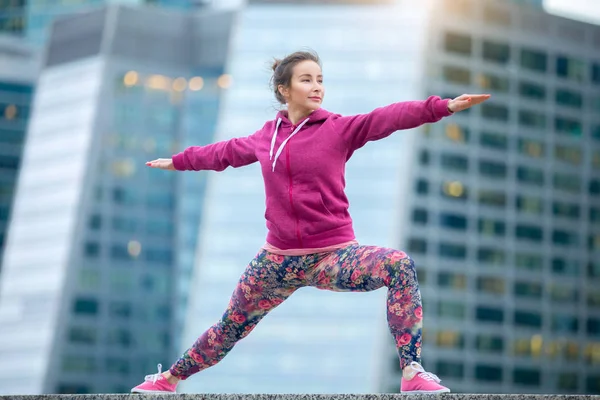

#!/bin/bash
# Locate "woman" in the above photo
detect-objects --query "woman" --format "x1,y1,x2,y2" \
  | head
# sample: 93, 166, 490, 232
132, 50, 490, 394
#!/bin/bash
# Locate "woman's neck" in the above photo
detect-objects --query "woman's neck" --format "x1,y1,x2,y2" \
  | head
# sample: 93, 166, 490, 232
286, 105, 313, 126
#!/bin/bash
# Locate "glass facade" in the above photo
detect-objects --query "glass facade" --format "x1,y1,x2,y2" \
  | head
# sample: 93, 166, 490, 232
383, 0, 600, 394
0, 0, 26, 35
0, 80, 33, 276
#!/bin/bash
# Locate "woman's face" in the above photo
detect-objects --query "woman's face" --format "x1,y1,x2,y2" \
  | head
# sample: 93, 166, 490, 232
279, 60, 324, 113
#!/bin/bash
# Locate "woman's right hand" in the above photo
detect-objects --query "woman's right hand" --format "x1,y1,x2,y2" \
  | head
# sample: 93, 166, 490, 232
146, 158, 175, 170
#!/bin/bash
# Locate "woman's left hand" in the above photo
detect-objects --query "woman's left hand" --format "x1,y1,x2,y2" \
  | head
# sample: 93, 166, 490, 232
448, 94, 491, 113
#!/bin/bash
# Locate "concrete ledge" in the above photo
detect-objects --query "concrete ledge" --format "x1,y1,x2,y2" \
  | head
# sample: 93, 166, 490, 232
1, 395, 599, 400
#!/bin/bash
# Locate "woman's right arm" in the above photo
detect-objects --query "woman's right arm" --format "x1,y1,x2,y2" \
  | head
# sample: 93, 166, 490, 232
147, 132, 260, 172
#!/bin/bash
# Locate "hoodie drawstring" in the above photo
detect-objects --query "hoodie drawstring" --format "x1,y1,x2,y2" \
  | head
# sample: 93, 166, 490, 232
269, 117, 309, 172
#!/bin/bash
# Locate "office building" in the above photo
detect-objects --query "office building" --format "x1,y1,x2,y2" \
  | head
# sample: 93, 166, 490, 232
377, 0, 600, 394
0, 4, 234, 394
0, 35, 37, 277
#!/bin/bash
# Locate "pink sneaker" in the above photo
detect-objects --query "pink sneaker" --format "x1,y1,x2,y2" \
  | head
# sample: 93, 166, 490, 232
131, 364, 177, 394
401, 362, 450, 394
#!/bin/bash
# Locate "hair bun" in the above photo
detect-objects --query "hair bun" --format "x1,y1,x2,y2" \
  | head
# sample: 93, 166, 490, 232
272, 58, 282, 72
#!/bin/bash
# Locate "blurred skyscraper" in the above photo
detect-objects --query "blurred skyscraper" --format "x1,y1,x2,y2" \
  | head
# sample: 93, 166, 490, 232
180, 0, 600, 395
0, 4, 234, 394
376, 0, 600, 394
0, 35, 37, 276
24, 0, 203, 45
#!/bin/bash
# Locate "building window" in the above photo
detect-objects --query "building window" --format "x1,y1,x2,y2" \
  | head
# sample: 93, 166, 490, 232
56, 384, 92, 394
84, 241, 101, 258
441, 153, 469, 172
419, 150, 430, 166
439, 213, 467, 230
477, 276, 505, 295
516, 195, 544, 215
552, 314, 579, 334
521, 48, 547, 72
594, 125, 600, 141
556, 55, 585, 82
515, 224, 543, 242
408, 238, 427, 254
515, 253, 542, 271
412, 208, 428, 225
78, 269, 100, 291
106, 358, 130, 374
519, 81, 546, 101
550, 285, 579, 304
107, 328, 133, 348
514, 281, 542, 299
443, 65, 471, 85
515, 310, 542, 328
478, 247, 505, 266
513, 368, 541, 386
554, 144, 581, 165
480, 131, 508, 150
593, 151, 600, 170
519, 110, 546, 129
517, 166, 544, 186
593, 63, 600, 84
444, 123, 469, 143
441, 181, 468, 201
478, 218, 505, 237
435, 331, 465, 349
444, 32, 472, 55
588, 318, 600, 336
518, 138, 544, 158
73, 298, 99, 316
439, 243, 467, 259
477, 73, 509, 92
553, 201, 580, 220
475, 364, 503, 382
109, 301, 132, 319
555, 116, 582, 137
415, 178, 429, 195
479, 160, 507, 179
592, 208, 600, 226
438, 271, 467, 290
88, 214, 101, 230
554, 172, 581, 193
587, 376, 600, 393
558, 373, 578, 391
552, 257, 580, 277
482, 40, 510, 64
476, 334, 504, 354
478, 190, 506, 208
555, 88, 583, 108
438, 300, 466, 320
62, 355, 96, 373
436, 360, 465, 379
590, 181, 600, 196
552, 229, 579, 246
481, 103, 509, 122
68, 326, 97, 345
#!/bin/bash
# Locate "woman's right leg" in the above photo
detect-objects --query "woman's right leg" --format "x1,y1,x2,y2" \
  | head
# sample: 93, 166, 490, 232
168, 250, 305, 380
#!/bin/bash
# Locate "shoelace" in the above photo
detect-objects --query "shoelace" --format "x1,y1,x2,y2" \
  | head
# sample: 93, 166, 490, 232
144, 363, 163, 384
409, 361, 442, 382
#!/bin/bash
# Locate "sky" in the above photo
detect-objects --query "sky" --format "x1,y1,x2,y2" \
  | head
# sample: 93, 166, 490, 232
544, 0, 600, 24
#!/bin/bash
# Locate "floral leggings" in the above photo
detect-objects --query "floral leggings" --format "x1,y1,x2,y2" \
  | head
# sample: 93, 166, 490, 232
169, 244, 423, 379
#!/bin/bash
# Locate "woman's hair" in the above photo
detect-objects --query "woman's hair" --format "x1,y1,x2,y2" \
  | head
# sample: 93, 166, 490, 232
270, 50, 321, 105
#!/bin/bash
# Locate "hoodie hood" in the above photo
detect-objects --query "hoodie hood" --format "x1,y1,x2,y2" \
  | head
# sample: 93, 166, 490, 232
274, 108, 333, 127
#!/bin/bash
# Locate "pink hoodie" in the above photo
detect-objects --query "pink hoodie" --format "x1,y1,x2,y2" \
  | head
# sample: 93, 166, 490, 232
172, 96, 453, 250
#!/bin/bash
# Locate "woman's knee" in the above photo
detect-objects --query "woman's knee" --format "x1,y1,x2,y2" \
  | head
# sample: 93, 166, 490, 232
387, 251, 416, 276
